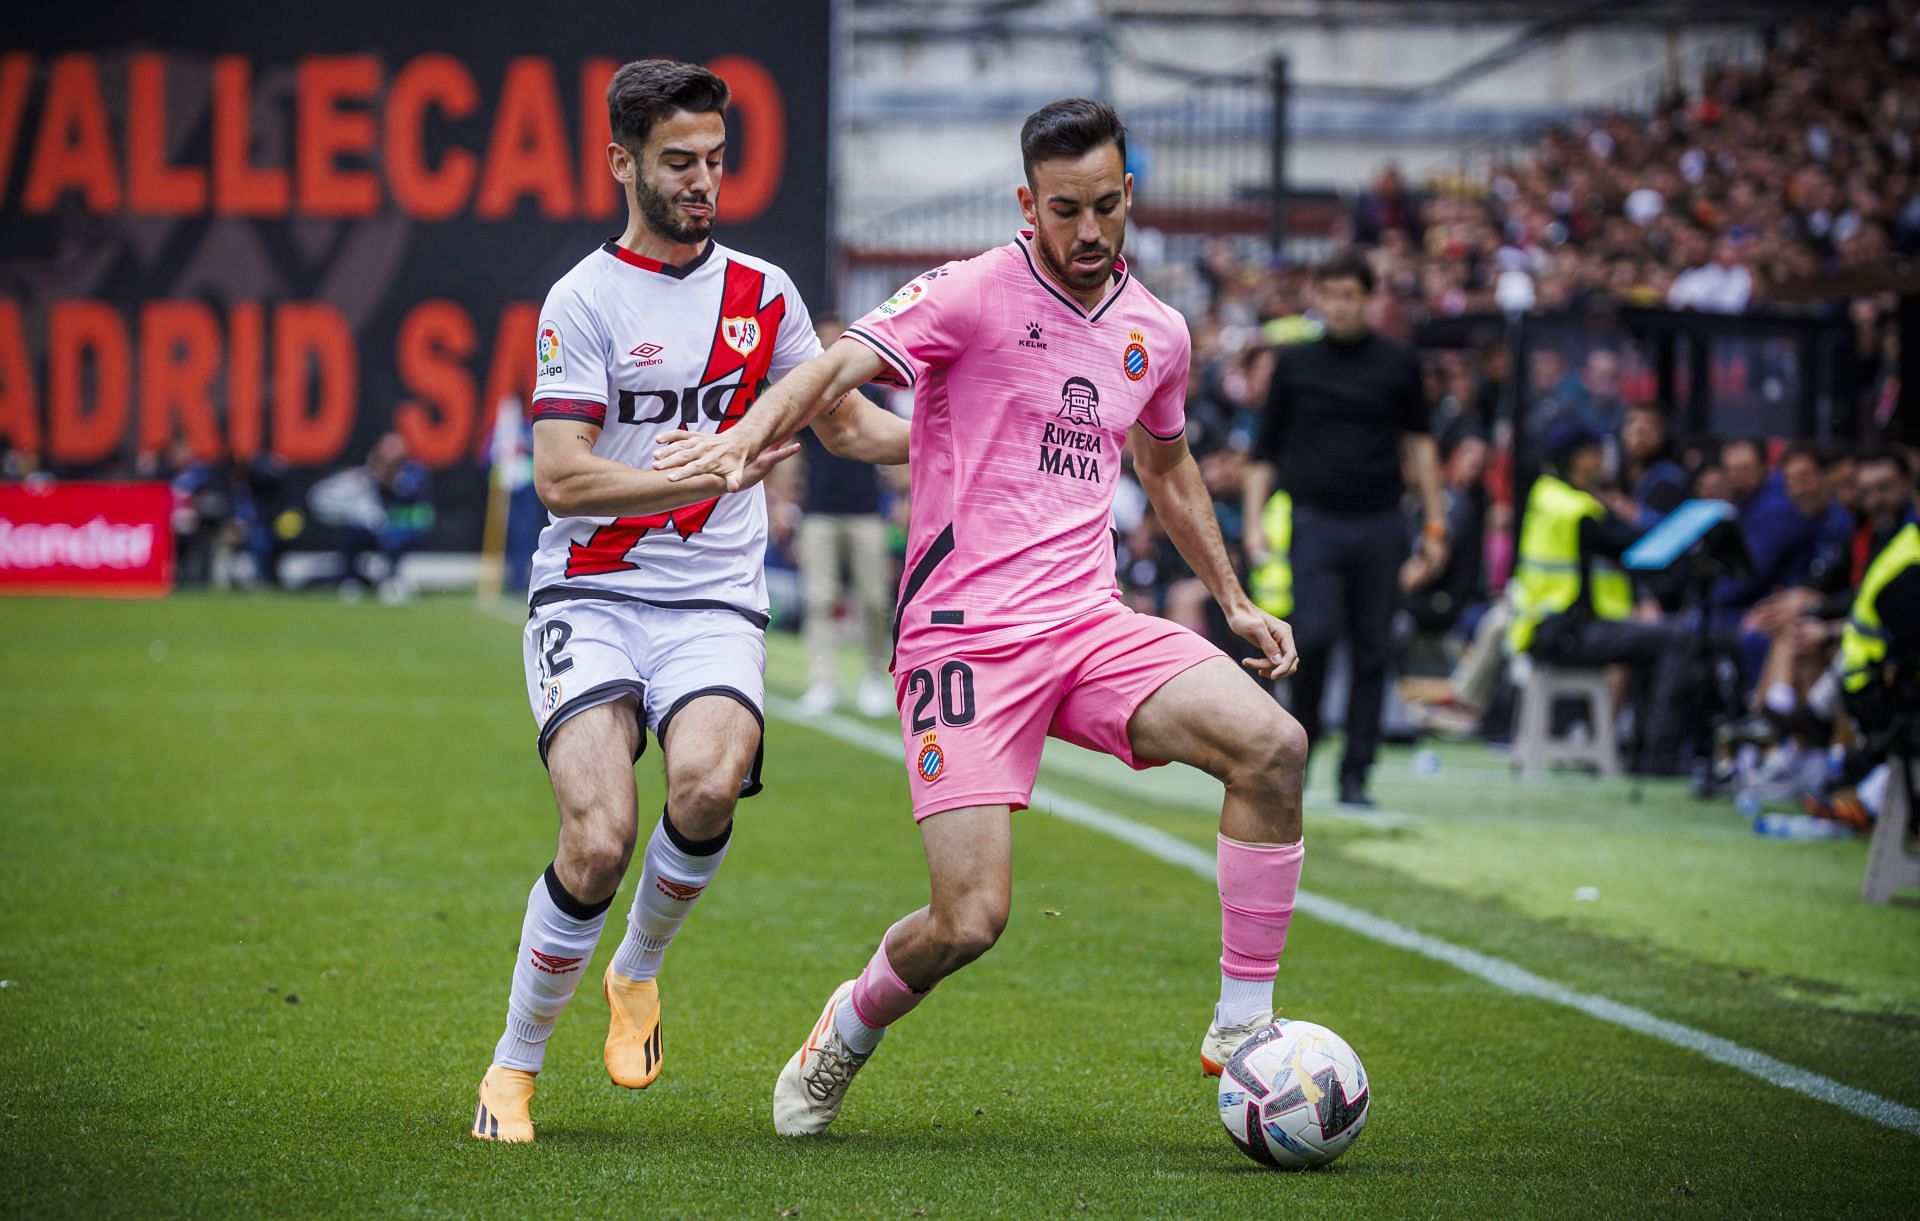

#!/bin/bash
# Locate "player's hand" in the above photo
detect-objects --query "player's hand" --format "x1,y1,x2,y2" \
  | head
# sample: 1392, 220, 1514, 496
739, 441, 801, 490
654, 430, 753, 491
1226, 601, 1298, 679
1418, 534, 1449, 572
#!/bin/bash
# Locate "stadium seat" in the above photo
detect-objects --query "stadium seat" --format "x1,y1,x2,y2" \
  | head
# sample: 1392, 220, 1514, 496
1509, 658, 1620, 779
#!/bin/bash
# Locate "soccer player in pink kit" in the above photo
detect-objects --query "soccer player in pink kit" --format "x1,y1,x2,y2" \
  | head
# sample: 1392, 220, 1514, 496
656, 99, 1309, 1135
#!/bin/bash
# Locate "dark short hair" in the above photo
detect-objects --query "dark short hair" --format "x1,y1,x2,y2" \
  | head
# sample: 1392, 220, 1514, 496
608, 59, 730, 152
1020, 98, 1128, 183
1780, 440, 1822, 470
1856, 444, 1912, 479
1316, 247, 1375, 294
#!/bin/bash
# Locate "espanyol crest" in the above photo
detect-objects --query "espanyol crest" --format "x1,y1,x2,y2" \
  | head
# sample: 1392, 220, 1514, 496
721, 316, 762, 357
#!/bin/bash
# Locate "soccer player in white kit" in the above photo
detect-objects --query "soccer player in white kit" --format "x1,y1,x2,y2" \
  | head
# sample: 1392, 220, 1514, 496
473, 59, 907, 1143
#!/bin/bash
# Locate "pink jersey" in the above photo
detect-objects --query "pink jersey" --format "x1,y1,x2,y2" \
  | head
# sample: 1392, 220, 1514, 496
845, 232, 1191, 655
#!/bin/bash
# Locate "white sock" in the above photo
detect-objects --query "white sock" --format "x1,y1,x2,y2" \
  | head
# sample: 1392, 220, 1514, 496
493, 866, 610, 1072
1215, 974, 1274, 1027
1764, 682, 1798, 716
833, 991, 885, 1055
609, 811, 731, 982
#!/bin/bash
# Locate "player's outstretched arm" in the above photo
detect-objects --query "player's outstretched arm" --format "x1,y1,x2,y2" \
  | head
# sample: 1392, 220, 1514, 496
1130, 428, 1298, 680
654, 337, 887, 489
532, 420, 798, 518
807, 390, 910, 466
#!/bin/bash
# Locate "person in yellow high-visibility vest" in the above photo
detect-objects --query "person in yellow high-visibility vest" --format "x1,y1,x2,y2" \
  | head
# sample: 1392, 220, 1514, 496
1508, 422, 1692, 771
1249, 489, 1293, 620
1840, 519, 1920, 741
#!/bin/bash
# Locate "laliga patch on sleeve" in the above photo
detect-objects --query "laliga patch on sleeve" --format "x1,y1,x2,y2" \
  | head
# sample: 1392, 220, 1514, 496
875, 279, 927, 317
537, 320, 565, 381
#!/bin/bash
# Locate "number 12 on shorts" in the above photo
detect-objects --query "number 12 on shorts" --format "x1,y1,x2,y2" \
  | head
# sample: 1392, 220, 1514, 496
905, 660, 976, 733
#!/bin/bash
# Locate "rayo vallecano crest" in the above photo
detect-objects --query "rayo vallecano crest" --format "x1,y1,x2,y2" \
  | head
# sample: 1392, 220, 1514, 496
721, 316, 762, 357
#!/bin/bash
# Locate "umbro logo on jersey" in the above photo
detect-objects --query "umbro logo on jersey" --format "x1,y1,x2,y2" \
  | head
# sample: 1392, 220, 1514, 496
529, 949, 584, 975
1019, 322, 1048, 351
630, 342, 665, 368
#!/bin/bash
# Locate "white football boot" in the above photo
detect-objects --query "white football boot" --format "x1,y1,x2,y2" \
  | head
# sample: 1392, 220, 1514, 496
773, 980, 876, 1135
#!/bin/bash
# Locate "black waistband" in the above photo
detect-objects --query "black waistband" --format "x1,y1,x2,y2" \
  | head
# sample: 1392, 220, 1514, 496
529, 584, 770, 630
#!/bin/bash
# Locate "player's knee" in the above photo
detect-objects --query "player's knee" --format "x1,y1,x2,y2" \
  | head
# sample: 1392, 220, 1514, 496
667, 772, 741, 838
1270, 712, 1310, 778
932, 899, 1008, 969
1231, 708, 1308, 792
560, 826, 633, 897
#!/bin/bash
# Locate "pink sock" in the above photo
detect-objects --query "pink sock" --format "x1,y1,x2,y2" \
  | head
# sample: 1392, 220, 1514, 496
1218, 834, 1304, 983
849, 918, 929, 1030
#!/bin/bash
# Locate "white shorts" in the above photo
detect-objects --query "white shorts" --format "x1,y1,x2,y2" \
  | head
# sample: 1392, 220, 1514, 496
523, 595, 768, 795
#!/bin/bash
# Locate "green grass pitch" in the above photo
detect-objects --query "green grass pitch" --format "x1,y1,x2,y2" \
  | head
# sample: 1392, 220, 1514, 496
3, 594, 1919, 1216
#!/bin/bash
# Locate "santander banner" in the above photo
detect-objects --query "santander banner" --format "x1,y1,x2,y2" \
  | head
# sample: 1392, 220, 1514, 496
0, 483, 174, 596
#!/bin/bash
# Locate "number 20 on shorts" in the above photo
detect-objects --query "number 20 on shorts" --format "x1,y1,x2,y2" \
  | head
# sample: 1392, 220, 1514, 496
904, 660, 976, 734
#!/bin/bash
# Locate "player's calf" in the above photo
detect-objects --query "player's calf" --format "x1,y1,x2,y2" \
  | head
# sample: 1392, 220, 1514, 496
604, 809, 733, 1088
890, 890, 1009, 983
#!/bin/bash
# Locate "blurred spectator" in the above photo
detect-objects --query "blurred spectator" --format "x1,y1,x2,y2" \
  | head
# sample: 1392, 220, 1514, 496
1721, 440, 1850, 616
1616, 402, 1689, 527
164, 440, 226, 587
1721, 437, 1768, 509
1667, 234, 1754, 313
1354, 164, 1421, 247
796, 316, 897, 719
307, 432, 433, 598
1850, 446, 1917, 581
1400, 433, 1488, 636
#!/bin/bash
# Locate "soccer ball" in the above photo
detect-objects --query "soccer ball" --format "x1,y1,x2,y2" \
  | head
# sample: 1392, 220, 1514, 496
1217, 1019, 1369, 1169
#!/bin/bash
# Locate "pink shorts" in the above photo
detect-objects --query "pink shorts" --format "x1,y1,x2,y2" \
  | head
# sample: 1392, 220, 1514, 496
893, 600, 1225, 821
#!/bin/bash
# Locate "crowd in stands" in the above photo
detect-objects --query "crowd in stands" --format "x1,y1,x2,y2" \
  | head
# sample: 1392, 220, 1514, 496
1348, 4, 1919, 323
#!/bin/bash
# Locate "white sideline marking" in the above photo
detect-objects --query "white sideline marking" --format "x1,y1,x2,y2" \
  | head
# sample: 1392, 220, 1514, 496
766, 695, 1920, 1139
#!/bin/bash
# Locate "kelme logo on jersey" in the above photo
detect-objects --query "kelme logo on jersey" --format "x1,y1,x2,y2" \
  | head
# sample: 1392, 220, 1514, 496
721, 317, 761, 358
877, 279, 926, 316
537, 321, 564, 380
917, 732, 945, 783
1123, 330, 1149, 381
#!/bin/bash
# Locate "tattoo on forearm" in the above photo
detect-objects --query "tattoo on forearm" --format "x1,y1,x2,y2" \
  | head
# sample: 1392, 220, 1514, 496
575, 434, 591, 444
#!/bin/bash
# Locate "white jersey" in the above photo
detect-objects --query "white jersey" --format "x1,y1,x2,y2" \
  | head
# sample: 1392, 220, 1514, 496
527, 240, 822, 622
